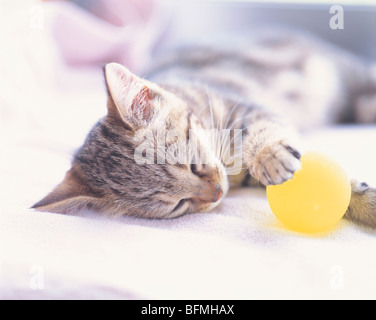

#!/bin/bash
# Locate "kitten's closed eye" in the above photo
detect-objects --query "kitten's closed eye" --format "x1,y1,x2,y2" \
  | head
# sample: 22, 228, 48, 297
191, 163, 206, 177
190, 163, 218, 179
171, 198, 192, 215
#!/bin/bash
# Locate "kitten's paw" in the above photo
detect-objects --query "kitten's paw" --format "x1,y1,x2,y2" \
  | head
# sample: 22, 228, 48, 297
250, 143, 301, 186
345, 180, 376, 228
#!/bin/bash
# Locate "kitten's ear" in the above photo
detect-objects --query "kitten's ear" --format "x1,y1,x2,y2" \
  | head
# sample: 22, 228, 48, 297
104, 63, 157, 129
31, 166, 103, 214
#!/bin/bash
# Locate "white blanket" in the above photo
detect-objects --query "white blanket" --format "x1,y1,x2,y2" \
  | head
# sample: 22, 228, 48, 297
3, 123, 376, 300
1, 1, 376, 300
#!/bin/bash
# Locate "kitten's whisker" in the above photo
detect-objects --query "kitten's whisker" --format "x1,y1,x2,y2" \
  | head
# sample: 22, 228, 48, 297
224, 100, 243, 130
217, 104, 227, 159
227, 129, 245, 146
219, 129, 244, 161
226, 117, 246, 132
196, 97, 211, 118
205, 85, 214, 128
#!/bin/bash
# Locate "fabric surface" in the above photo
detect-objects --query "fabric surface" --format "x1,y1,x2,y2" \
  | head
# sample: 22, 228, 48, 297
1, 0, 376, 300
2, 122, 376, 299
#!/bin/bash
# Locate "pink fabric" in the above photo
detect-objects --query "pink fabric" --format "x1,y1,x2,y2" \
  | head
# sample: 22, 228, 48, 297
49, 0, 161, 72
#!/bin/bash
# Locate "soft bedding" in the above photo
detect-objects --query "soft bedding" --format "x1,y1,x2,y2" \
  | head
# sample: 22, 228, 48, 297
2, 127, 376, 300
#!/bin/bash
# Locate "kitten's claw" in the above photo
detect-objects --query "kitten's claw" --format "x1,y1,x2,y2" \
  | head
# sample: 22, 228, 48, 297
251, 143, 301, 186
284, 145, 301, 160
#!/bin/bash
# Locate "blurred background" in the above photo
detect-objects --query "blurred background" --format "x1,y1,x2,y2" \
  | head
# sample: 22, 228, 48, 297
1, 0, 375, 137
0, 0, 375, 209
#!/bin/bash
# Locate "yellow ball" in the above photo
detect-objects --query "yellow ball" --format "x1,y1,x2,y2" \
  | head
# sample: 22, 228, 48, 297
266, 151, 351, 233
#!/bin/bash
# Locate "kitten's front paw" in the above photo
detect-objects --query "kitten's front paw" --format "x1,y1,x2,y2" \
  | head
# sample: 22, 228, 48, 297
345, 180, 376, 228
249, 143, 301, 186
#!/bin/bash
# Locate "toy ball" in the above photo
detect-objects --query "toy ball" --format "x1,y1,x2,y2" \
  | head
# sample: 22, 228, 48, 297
266, 151, 351, 233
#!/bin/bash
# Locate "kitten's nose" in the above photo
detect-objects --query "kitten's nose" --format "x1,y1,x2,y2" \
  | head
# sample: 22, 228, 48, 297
197, 183, 223, 203
212, 184, 223, 202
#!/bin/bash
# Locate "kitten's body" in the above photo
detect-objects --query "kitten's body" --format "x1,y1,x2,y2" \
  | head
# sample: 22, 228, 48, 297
33, 31, 376, 227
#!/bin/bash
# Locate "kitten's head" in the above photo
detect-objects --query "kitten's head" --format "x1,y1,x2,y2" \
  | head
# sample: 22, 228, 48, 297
32, 63, 228, 218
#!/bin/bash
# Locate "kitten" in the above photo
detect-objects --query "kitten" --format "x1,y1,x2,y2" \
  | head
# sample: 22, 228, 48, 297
32, 31, 376, 227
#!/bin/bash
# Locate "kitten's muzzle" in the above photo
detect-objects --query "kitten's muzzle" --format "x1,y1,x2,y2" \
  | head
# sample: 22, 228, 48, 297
196, 183, 223, 203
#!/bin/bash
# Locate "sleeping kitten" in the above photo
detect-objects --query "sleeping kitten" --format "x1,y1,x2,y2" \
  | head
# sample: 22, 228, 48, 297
32, 31, 376, 227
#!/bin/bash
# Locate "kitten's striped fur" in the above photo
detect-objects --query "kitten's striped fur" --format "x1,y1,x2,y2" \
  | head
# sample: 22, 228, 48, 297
33, 31, 376, 227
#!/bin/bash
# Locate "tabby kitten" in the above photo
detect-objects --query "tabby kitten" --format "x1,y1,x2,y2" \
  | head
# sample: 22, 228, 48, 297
33, 32, 376, 227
